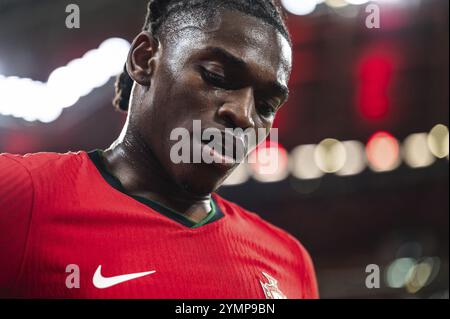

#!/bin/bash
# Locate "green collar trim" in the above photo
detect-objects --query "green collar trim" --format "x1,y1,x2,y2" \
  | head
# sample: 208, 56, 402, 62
191, 200, 217, 228
87, 149, 222, 228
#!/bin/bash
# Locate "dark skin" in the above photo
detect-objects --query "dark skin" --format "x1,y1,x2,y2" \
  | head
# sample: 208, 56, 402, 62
101, 9, 292, 223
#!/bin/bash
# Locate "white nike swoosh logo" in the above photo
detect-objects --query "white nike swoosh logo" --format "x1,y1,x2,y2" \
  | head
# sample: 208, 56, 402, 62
92, 265, 156, 289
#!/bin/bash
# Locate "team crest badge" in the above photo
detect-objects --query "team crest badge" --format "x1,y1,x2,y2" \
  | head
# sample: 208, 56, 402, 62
259, 272, 287, 299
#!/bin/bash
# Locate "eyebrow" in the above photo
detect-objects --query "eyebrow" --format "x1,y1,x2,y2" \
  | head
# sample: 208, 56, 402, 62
202, 46, 290, 103
202, 46, 247, 67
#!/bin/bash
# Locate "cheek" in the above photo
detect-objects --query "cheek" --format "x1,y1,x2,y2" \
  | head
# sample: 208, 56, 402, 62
169, 69, 221, 121
141, 68, 216, 151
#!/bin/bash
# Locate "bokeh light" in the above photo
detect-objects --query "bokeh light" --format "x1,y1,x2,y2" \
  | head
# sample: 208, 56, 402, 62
290, 144, 325, 180
248, 142, 289, 183
427, 124, 449, 159
336, 140, 367, 176
402, 133, 436, 168
281, 0, 317, 15
366, 131, 401, 172
385, 257, 416, 288
314, 138, 347, 173
0, 37, 130, 123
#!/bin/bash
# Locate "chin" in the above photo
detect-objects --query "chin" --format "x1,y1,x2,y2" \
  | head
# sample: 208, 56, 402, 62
176, 164, 230, 197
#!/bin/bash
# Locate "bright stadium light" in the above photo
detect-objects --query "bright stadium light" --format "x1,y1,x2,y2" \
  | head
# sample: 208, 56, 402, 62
290, 144, 324, 180
326, 0, 349, 8
314, 138, 347, 173
336, 140, 367, 176
402, 133, 435, 168
0, 37, 130, 123
281, 0, 317, 16
345, 0, 370, 5
427, 124, 449, 159
366, 131, 401, 172
385, 258, 416, 288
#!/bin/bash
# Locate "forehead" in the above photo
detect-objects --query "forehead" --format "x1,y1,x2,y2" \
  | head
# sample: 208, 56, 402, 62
162, 9, 292, 84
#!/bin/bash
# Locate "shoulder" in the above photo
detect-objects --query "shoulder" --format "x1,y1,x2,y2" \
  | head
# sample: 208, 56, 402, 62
213, 193, 312, 256
0, 151, 88, 293
0, 151, 90, 197
0, 150, 86, 165
0, 151, 87, 173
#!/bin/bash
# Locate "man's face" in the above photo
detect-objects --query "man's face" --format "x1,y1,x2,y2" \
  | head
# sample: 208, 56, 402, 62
129, 9, 292, 196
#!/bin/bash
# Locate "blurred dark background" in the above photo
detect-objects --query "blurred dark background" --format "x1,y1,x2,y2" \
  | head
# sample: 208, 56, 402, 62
0, 0, 448, 298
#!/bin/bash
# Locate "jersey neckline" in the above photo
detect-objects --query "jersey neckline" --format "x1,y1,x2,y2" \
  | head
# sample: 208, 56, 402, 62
86, 149, 225, 229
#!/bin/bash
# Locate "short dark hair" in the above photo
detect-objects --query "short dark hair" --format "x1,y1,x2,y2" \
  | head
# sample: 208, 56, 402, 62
113, 0, 291, 112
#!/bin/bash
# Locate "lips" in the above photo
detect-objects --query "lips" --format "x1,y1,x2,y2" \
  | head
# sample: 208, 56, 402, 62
201, 130, 248, 163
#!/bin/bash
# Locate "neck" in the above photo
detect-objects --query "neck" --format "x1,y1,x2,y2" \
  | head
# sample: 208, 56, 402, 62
102, 130, 212, 223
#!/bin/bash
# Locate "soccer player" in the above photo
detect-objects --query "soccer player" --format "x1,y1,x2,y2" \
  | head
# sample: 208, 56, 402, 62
0, 0, 318, 298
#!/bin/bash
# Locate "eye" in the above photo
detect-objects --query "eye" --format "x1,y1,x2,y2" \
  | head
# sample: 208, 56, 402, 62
257, 101, 277, 119
200, 67, 228, 88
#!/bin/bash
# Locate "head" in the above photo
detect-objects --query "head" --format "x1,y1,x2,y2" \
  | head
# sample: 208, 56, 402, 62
113, 0, 292, 197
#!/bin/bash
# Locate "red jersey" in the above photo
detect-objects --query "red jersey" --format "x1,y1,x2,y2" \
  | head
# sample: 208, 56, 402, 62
0, 151, 318, 299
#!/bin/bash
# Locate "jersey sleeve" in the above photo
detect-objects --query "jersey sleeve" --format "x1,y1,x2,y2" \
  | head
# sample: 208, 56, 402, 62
297, 241, 319, 299
0, 154, 34, 295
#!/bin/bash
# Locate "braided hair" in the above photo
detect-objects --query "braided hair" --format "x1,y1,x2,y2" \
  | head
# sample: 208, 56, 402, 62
113, 0, 291, 112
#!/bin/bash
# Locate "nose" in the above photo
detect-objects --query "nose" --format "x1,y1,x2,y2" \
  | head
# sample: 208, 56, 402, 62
217, 87, 255, 130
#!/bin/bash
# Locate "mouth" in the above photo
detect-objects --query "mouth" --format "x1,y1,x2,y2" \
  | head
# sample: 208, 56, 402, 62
197, 130, 248, 168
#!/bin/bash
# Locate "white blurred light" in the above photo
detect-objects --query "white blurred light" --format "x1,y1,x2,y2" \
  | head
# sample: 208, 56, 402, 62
427, 124, 449, 159
281, 0, 317, 15
374, 0, 403, 4
385, 258, 416, 288
248, 143, 289, 183
345, 0, 369, 4
402, 133, 435, 168
223, 163, 250, 186
314, 138, 347, 173
290, 144, 324, 180
326, 0, 349, 8
336, 140, 367, 176
0, 37, 130, 123
282, 0, 415, 17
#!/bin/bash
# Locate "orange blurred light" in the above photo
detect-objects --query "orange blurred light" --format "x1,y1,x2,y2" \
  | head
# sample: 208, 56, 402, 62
366, 131, 400, 172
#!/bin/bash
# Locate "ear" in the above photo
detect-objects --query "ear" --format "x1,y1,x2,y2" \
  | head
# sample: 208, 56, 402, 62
126, 31, 160, 86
